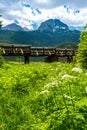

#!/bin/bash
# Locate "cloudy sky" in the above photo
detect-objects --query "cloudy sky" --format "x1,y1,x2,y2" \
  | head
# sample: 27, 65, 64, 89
0, 0, 87, 30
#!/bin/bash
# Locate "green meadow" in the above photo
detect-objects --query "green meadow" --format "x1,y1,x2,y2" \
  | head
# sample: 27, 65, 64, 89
0, 62, 87, 130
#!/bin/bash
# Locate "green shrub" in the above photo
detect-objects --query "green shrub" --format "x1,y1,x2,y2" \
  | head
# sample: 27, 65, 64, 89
0, 48, 4, 66
76, 24, 87, 69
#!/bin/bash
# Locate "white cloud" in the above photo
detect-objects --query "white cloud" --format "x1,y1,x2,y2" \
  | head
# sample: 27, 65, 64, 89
0, 0, 87, 30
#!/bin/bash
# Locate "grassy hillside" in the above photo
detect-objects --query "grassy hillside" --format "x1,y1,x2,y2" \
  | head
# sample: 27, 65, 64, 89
56, 42, 78, 49
0, 62, 87, 130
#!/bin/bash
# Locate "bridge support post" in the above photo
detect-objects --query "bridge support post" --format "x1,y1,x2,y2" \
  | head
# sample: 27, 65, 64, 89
24, 55, 29, 64
67, 56, 73, 63
44, 55, 58, 62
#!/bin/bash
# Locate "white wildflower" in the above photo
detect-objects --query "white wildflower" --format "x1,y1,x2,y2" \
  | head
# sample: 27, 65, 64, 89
44, 81, 58, 89
62, 74, 75, 80
72, 67, 83, 73
85, 73, 87, 76
40, 90, 49, 94
85, 87, 87, 93
64, 94, 71, 99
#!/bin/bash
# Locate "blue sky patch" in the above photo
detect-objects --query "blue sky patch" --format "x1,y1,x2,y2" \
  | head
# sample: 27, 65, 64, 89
64, 5, 70, 13
22, 2, 30, 8
14, 20, 19, 24
36, 9, 41, 14
31, 22, 38, 30
74, 10, 80, 15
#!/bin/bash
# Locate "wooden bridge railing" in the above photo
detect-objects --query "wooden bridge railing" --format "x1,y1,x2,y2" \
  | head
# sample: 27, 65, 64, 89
0, 44, 77, 63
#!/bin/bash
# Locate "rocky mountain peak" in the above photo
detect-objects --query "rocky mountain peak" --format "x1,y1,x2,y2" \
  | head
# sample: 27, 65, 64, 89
38, 19, 69, 32
2, 23, 29, 31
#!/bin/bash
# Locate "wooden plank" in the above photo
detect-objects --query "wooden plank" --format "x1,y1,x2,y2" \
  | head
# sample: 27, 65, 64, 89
2, 48, 5, 54
35, 50, 39, 56
20, 48, 24, 54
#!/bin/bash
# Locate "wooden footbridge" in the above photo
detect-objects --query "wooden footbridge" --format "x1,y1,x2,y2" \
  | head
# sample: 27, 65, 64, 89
0, 44, 77, 63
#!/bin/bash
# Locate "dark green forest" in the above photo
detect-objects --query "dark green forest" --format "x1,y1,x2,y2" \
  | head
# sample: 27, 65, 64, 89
0, 30, 80, 47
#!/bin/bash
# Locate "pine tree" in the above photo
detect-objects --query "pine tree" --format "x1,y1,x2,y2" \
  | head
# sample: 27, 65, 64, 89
76, 24, 87, 69
0, 15, 4, 66
0, 15, 2, 28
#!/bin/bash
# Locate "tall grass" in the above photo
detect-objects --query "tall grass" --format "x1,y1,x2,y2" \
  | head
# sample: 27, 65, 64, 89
0, 62, 87, 130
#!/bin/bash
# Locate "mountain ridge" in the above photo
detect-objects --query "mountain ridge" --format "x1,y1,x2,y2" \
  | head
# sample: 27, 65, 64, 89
1, 19, 83, 31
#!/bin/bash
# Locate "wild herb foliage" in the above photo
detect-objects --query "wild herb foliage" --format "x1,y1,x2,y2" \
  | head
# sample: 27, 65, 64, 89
0, 62, 87, 130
